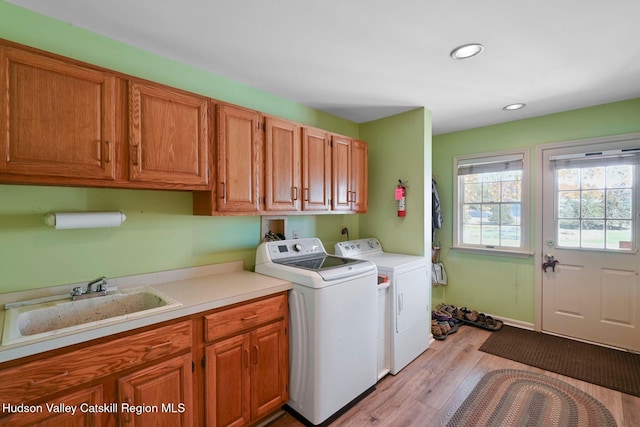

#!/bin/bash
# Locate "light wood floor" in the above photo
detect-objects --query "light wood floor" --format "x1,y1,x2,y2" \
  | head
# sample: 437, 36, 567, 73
267, 325, 640, 427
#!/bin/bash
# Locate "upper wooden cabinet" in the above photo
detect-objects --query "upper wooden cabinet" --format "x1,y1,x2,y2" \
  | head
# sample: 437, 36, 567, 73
0, 46, 117, 181
331, 135, 368, 213
128, 80, 209, 189
215, 104, 261, 213
264, 117, 301, 212
0, 40, 368, 212
302, 127, 331, 212
331, 135, 353, 211
351, 139, 368, 213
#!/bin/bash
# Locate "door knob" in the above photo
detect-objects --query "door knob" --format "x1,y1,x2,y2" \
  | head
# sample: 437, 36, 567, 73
542, 253, 559, 272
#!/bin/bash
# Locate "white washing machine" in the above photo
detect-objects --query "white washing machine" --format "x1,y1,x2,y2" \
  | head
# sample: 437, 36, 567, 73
336, 238, 430, 376
255, 238, 378, 426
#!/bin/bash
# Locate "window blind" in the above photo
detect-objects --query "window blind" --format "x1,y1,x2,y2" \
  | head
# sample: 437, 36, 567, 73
551, 148, 640, 169
457, 153, 523, 176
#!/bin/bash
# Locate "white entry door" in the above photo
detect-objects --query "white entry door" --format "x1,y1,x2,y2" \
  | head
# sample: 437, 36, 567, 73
541, 138, 640, 351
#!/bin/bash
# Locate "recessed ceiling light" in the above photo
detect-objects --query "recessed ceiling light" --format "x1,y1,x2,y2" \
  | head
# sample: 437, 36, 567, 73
503, 103, 526, 111
450, 43, 484, 60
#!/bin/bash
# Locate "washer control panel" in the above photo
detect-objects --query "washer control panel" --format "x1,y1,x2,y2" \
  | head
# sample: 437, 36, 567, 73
264, 238, 326, 261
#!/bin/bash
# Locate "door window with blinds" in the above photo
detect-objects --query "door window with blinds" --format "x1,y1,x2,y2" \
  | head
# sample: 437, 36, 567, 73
454, 149, 530, 254
551, 148, 639, 251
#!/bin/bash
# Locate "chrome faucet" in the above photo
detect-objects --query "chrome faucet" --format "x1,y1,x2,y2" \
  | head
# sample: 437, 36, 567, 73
87, 276, 108, 293
71, 276, 109, 300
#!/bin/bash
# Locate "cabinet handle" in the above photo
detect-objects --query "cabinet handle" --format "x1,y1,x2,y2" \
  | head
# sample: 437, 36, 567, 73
220, 182, 226, 199
304, 188, 309, 201
291, 187, 298, 201
132, 145, 140, 166
122, 397, 132, 423
244, 348, 250, 368
352, 191, 357, 202
146, 340, 172, 351
104, 141, 111, 163
253, 345, 259, 365
29, 370, 69, 386
242, 314, 258, 321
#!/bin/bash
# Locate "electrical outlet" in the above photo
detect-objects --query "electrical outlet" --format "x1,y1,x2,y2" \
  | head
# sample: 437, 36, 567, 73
293, 231, 299, 239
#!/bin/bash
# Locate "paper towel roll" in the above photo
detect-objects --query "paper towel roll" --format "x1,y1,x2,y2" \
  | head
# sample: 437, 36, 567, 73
44, 212, 126, 230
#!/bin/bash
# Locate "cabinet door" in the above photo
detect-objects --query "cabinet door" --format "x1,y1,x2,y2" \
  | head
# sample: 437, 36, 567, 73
206, 334, 251, 427
302, 127, 331, 211
0, 385, 103, 427
129, 81, 209, 188
331, 135, 352, 211
118, 353, 194, 427
0, 46, 116, 180
216, 104, 260, 213
250, 321, 288, 421
351, 139, 368, 213
264, 117, 301, 211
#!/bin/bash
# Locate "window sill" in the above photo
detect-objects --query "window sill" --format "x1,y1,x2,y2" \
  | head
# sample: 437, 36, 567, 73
451, 246, 534, 258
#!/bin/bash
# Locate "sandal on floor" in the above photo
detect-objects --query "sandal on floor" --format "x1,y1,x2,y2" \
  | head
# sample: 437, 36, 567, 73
446, 322, 460, 334
465, 310, 479, 322
431, 320, 448, 340
432, 310, 453, 321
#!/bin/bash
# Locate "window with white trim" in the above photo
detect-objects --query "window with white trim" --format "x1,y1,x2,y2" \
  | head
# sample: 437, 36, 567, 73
551, 149, 639, 251
454, 149, 530, 254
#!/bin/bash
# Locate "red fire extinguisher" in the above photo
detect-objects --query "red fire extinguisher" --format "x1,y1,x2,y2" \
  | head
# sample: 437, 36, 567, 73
396, 180, 407, 217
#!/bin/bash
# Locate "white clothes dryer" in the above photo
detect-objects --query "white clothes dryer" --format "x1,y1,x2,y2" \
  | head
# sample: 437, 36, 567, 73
335, 238, 430, 376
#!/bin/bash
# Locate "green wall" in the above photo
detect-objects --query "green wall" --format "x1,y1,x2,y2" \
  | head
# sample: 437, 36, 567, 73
360, 108, 432, 256
0, 2, 364, 293
432, 98, 640, 323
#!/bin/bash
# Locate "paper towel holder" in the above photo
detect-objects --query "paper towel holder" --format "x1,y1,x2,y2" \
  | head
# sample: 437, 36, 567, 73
44, 212, 127, 230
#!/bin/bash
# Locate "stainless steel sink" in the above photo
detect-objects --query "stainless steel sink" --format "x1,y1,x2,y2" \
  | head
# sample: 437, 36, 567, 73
2, 287, 181, 346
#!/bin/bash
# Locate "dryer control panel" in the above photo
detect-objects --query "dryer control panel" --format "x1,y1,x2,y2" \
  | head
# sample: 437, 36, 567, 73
335, 238, 382, 257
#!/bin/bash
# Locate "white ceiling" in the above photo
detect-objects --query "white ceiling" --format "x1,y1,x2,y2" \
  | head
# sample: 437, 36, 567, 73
9, 0, 640, 135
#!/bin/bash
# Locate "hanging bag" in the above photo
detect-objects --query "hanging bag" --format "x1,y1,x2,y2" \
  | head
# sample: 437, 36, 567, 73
431, 244, 447, 286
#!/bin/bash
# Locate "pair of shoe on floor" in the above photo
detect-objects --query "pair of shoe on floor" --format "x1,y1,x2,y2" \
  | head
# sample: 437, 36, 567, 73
437, 303, 503, 331
431, 309, 460, 340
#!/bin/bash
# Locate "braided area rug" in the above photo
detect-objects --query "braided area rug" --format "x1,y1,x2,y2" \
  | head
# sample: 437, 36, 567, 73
446, 369, 616, 427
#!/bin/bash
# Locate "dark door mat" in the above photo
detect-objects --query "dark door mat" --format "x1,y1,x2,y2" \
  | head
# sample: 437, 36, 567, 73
479, 325, 640, 397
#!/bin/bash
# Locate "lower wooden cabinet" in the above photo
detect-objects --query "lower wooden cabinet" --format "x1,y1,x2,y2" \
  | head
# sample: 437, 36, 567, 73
205, 320, 287, 427
0, 385, 104, 427
0, 293, 289, 427
0, 321, 192, 426
204, 293, 289, 427
249, 321, 288, 420
118, 353, 193, 427
206, 334, 251, 427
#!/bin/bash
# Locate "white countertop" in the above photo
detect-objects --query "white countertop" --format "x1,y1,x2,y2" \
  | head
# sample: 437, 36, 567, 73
0, 261, 292, 364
